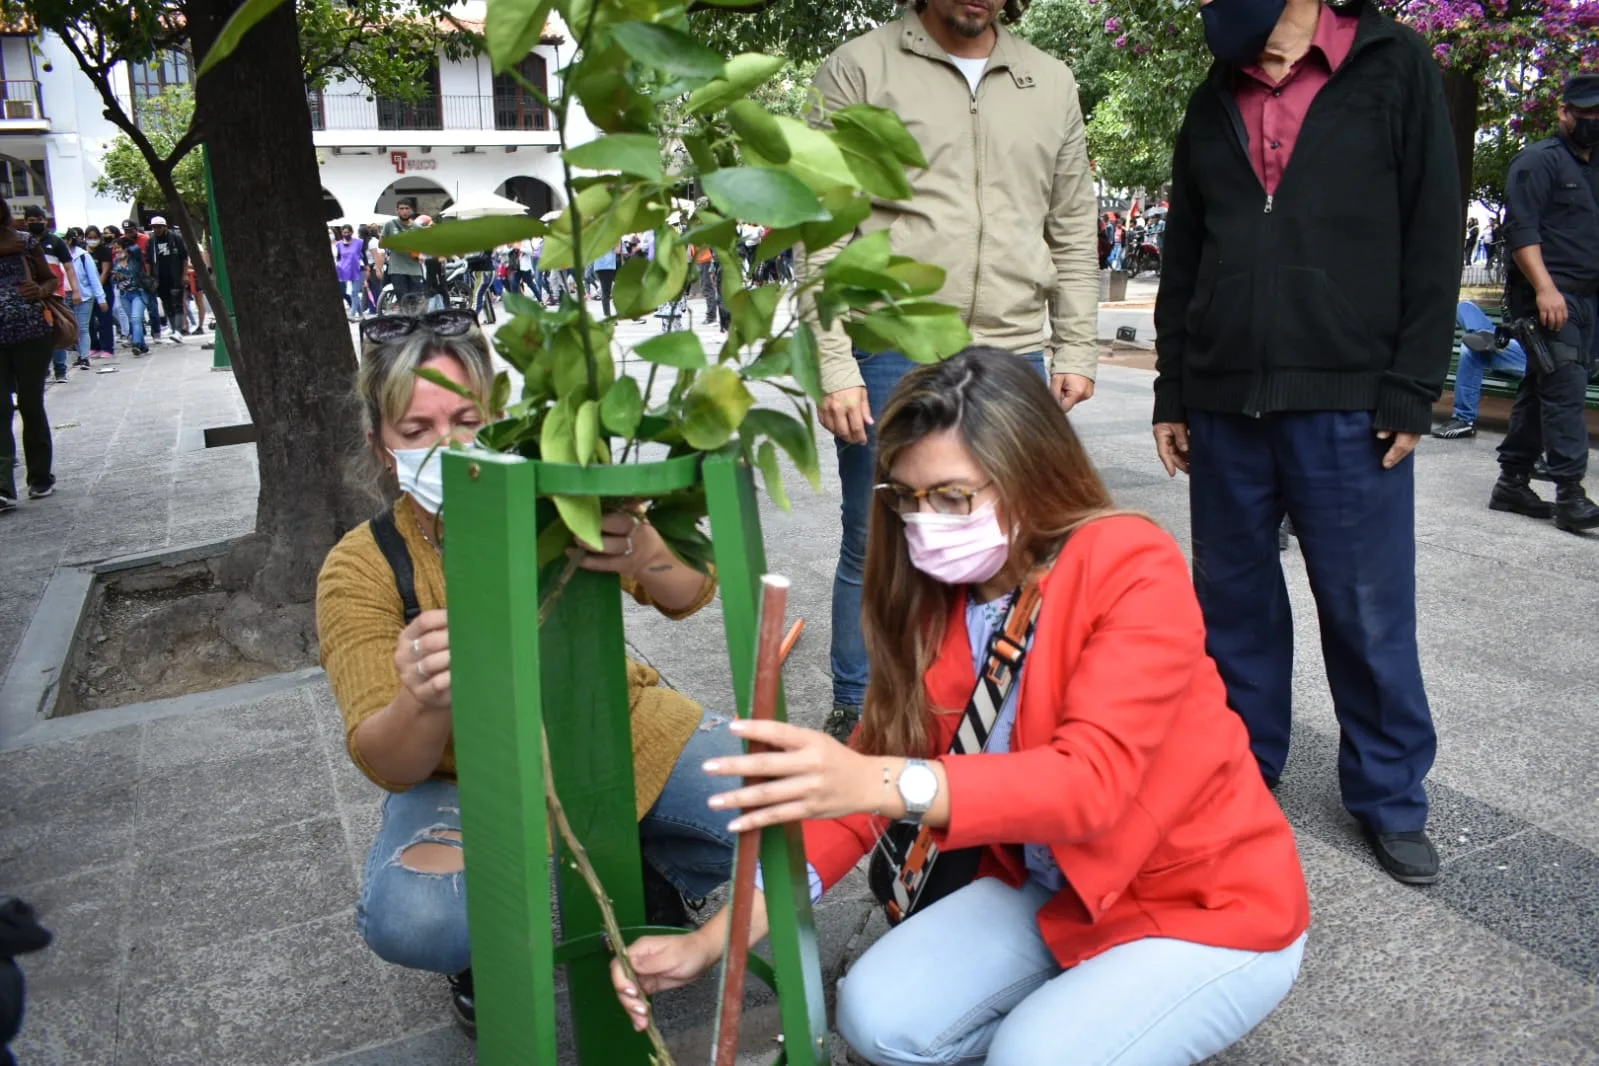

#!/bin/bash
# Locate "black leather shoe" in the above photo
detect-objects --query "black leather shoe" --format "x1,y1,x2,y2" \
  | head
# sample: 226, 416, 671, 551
448, 969, 475, 1036
1367, 829, 1439, 885
823, 703, 861, 744
642, 863, 691, 928
1553, 482, 1599, 533
1488, 471, 1553, 519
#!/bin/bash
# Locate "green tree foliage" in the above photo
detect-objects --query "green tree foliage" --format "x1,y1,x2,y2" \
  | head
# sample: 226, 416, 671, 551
359, 0, 972, 556
689, 0, 898, 66
93, 86, 206, 230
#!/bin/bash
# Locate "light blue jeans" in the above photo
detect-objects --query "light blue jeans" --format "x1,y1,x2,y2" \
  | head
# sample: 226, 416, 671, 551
355, 710, 740, 974
1453, 300, 1526, 423
836, 878, 1307, 1066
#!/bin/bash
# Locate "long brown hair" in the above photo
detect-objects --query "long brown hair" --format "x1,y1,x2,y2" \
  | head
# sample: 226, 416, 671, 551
856, 348, 1118, 757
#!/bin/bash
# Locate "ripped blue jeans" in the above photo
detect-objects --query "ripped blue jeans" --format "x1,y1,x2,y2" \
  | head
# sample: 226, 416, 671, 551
355, 710, 740, 974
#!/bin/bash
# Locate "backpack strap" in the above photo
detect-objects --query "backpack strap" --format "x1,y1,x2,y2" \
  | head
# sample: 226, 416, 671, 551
370, 508, 421, 624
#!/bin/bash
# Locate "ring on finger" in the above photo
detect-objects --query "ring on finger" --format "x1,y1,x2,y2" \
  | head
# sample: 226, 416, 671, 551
411, 638, 421, 659
417, 660, 430, 681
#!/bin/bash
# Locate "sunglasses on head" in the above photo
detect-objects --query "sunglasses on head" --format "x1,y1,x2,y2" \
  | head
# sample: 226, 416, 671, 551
360, 308, 479, 344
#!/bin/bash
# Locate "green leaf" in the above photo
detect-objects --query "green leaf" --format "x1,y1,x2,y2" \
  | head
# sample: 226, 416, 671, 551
610, 22, 724, 80
884, 259, 947, 298
825, 229, 893, 277
540, 398, 578, 463
383, 216, 544, 258
197, 0, 289, 77
599, 375, 643, 437
743, 407, 821, 489
537, 518, 573, 569
501, 290, 543, 318
762, 117, 855, 195
563, 135, 665, 182
756, 226, 800, 262
681, 134, 720, 175
800, 190, 874, 251
570, 57, 655, 133
729, 284, 781, 346
484, 0, 556, 75
686, 53, 787, 115
755, 441, 791, 510
633, 330, 707, 369
574, 400, 600, 467
681, 366, 755, 450
848, 303, 974, 363
554, 494, 604, 553
489, 370, 511, 416
611, 255, 653, 318
833, 104, 929, 169
415, 366, 480, 403
684, 216, 738, 250
833, 125, 914, 200
743, 341, 792, 381
726, 100, 791, 164
701, 167, 828, 228
790, 322, 824, 403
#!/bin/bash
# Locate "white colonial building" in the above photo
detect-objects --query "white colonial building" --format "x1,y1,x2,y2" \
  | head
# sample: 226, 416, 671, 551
0, 3, 594, 228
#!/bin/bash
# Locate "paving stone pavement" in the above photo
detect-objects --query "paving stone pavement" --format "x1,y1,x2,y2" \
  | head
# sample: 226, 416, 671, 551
1, 307, 1596, 1065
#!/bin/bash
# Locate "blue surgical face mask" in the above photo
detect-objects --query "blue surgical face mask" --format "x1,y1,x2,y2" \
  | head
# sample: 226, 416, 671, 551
1201, 0, 1287, 65
390, 446, 445, 515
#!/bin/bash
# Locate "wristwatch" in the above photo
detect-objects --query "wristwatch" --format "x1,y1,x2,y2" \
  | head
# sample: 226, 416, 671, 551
896, 758, 939, 824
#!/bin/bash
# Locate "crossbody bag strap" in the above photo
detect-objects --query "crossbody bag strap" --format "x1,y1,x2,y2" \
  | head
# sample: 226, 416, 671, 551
950, 575, 1047, 756
370, 508, 422, 624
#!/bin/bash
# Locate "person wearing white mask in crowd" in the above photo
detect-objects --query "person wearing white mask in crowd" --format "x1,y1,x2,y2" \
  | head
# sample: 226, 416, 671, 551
314, 308, 740, 1034
610, 348, 1310, 1066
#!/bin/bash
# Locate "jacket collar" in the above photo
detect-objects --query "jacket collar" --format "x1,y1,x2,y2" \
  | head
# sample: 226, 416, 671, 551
1205, 3, 1398, 94
895, 14, 1037, 88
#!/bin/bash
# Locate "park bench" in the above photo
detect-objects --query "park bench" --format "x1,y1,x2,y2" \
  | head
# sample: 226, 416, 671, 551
1443, 307, 1599, 409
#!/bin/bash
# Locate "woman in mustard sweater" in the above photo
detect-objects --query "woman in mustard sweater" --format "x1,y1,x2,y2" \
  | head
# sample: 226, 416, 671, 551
316, 309, 738, 1031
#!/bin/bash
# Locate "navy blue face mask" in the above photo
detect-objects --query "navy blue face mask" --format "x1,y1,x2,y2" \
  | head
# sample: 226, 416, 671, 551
1201, 0, 1287, 65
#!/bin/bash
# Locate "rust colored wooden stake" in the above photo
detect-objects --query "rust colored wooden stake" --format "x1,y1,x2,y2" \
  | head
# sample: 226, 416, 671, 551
713, 574, 790, 1066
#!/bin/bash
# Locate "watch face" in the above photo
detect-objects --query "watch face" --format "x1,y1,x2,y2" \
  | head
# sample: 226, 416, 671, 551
900, 762, 938, 809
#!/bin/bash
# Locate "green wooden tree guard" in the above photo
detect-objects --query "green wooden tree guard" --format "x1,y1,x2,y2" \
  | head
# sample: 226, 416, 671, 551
443, 449, 828, 1065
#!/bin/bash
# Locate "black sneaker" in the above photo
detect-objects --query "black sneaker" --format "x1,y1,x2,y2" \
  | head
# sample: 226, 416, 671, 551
1461, 330, 1497, 353
1366, 828, 1439, 885
823, 703, 861, 743
1531, 459, 1554, 482
1431, 417, 1475, 439
73, 357, 91, 369
52, 372, 67, 383
447, 969, 475, 1036
28, 480, 54, 499
0, 493, 15, 513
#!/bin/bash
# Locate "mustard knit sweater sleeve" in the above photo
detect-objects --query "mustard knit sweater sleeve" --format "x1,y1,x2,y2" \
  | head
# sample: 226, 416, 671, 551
316, 498, 708, 815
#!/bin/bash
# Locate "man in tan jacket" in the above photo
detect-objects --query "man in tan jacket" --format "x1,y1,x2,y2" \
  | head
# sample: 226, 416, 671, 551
809, 0, 1101, 739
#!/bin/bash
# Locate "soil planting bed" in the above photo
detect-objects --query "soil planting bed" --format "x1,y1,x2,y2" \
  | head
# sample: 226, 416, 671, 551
61, 557, 317, 715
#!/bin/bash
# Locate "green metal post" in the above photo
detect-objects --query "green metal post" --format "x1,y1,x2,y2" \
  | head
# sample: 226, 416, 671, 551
201, 145, 234, 371
442, 450, 561, 1065
704, 454, 829, 1066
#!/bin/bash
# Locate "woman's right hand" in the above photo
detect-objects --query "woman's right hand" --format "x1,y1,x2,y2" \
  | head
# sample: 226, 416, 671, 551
395, 608, 451, 710
609, 929, 722, 1031
15, 279, 42, 301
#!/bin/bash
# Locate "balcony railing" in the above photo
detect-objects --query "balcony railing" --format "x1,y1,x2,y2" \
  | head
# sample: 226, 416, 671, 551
309, 92, 551, 133
0, 80, 44, 122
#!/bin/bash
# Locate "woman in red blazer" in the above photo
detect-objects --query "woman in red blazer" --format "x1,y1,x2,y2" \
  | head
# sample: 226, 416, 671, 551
612, 348, 1311, 1065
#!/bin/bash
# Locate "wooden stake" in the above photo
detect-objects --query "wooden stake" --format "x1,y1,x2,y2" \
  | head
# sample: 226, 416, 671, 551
713, 574, 789, 1066
778, 618, 805, 664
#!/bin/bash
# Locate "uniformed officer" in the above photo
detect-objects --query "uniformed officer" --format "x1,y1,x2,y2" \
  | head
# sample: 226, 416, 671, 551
1490, 74, 1599, 533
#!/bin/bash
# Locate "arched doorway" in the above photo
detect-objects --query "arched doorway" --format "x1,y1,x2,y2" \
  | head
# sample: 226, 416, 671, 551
495, 176, 558, 217
375, 177, 452, 218
321, 188, 344, 222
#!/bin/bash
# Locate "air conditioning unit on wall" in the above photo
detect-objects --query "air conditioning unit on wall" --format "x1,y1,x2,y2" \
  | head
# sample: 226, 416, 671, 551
4, 100, 36, 120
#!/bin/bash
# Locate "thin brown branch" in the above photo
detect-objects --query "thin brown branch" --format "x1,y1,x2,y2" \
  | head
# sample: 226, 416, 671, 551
541, 731, 676, 1066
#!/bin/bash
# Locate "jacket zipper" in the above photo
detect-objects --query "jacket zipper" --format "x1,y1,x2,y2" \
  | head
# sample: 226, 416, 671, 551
968, 78, 984, 325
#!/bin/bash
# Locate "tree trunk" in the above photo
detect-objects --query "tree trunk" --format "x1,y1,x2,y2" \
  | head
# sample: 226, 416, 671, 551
186, 0, 372, 607
1441, 67, 1479, 232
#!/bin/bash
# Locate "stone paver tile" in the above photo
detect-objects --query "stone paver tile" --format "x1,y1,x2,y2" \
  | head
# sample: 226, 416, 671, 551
305, 1025, 476, 1066
134, 738, 333, 853
0, 722, 144, 807
0, 780, 135, 889
5, 972, 119, 1066
139, 689, 318, 774
1488, 1007, 1599, 1066
129, 815, 355, 957
5, 861, 132, 994
116, 913, 402, 1066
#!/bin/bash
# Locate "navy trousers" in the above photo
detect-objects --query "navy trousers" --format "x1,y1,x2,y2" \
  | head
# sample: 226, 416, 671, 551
1187, 409, 1435, 834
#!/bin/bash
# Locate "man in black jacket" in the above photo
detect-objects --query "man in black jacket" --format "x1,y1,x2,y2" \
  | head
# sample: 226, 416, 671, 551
1152, 0, 1458, 884
1490, 74, 1599, 533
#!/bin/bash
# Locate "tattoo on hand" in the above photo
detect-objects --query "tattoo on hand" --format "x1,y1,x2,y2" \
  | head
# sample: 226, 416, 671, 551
647, 563, 673, 573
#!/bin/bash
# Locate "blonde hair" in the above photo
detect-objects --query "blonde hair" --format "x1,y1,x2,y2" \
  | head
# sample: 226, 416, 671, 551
857, 347, 1123, 758
352, 326, 495, 488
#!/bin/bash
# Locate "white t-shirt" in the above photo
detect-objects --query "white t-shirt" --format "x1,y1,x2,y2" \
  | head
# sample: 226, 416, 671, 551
949, 55, 987, 97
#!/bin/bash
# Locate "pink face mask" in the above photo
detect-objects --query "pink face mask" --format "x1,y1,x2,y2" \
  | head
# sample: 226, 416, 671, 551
902, 506, 1011, 586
